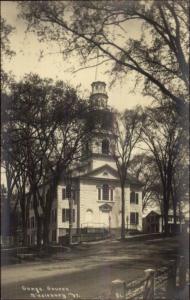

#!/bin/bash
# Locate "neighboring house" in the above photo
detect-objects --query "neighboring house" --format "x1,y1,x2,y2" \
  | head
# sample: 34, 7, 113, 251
143, 211, 161, 233
27, 81, 143, 245
143, 210, 185, 234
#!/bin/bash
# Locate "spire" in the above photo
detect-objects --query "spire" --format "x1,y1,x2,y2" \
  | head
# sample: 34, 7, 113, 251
94, 48, 99, 81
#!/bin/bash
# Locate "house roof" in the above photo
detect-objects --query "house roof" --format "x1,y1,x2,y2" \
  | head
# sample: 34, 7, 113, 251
143, 210, 161, 218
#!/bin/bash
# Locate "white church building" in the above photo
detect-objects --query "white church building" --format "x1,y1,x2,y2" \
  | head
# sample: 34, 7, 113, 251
27, 81, 143, 244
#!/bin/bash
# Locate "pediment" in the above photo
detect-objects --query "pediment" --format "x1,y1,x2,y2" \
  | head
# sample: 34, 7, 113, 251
82, 164, 119, 180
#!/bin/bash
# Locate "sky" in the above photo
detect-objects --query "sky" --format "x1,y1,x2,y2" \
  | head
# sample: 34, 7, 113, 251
1, 1, 153, 187
1, 1, 152, 111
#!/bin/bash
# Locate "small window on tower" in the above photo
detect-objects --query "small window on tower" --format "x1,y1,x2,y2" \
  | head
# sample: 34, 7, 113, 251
102, 139, 109, 154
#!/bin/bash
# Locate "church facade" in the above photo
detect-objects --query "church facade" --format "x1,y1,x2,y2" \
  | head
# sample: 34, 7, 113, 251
27, 81, 143, 244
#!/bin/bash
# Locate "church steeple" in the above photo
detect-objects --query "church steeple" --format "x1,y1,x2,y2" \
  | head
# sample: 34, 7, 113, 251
80, 81, 117, 171
90, 81, 108, 109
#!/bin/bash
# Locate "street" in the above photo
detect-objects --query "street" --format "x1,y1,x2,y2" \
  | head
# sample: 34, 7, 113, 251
1, 236, 187, 299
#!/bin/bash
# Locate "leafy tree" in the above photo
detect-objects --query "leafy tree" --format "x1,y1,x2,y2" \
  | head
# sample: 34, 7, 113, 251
19, 0, 189, 115
111, 107, 144, 239
4, 73, 92, 247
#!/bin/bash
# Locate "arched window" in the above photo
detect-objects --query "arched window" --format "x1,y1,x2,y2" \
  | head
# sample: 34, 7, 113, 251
102, 139, 109, 154
102, 184, 109, 200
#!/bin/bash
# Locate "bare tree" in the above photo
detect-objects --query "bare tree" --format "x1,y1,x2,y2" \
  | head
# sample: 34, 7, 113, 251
1, 18, 15, 92
128, 154, 163, 212
141, 105, 184, 234
111, 107, 143, 239
19, 1, 189, 114
171, 159, 189, 231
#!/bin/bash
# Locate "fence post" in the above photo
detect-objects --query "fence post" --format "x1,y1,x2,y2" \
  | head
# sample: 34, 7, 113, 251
179, 256, 186, 289
111, 279, 126, 299
143, 269, 155, 300
167, 260, 177, 299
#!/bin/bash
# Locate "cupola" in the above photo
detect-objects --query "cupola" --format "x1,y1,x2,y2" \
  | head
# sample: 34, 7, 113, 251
90, 81, 108, 109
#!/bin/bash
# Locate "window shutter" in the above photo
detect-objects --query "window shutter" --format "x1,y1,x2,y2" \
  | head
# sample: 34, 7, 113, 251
62, 209, 66, 222
135, 193, 139, 204
62, 188, 66, 200
110, 189, 113, 201
73, 209, 75, 222
136, 213, 139, 224
98, 188, 101, 200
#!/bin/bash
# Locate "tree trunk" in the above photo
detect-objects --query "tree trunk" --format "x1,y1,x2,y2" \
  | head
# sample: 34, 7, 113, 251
163, 212, 169, 235
22, 223, 28, 246
36, 217, 42, 248
121, 184, 125, 240
20, 192, 28, 246
163, 190, 169, 236
43, 216, 50, 248
32, 187, 42, 248
171, 185, 177, 233
42, 184, 55, 248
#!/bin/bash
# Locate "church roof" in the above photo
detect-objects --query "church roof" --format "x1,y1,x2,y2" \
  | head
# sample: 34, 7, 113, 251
75, 164, 142, 187
80, 164, 118, 178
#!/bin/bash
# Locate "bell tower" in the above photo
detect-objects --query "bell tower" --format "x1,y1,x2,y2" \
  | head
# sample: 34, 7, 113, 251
84, 81, 117, 170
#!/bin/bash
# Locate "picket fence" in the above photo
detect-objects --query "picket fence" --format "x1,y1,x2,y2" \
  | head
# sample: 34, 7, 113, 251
110, 256, 189, 300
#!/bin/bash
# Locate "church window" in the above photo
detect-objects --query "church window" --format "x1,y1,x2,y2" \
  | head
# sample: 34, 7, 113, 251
62, 209, 69, 222
102, 139, 109, 154
62, 209, 75, 222
66, 185, 72, 198
130, 191, 135, 203
62, 186, 72, 199
130, 212, 139, 225
102, 184, 109, 200
130, 191, 139, 204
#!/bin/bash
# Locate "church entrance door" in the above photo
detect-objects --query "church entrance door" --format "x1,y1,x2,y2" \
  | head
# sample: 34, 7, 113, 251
100, 211, 110, 228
